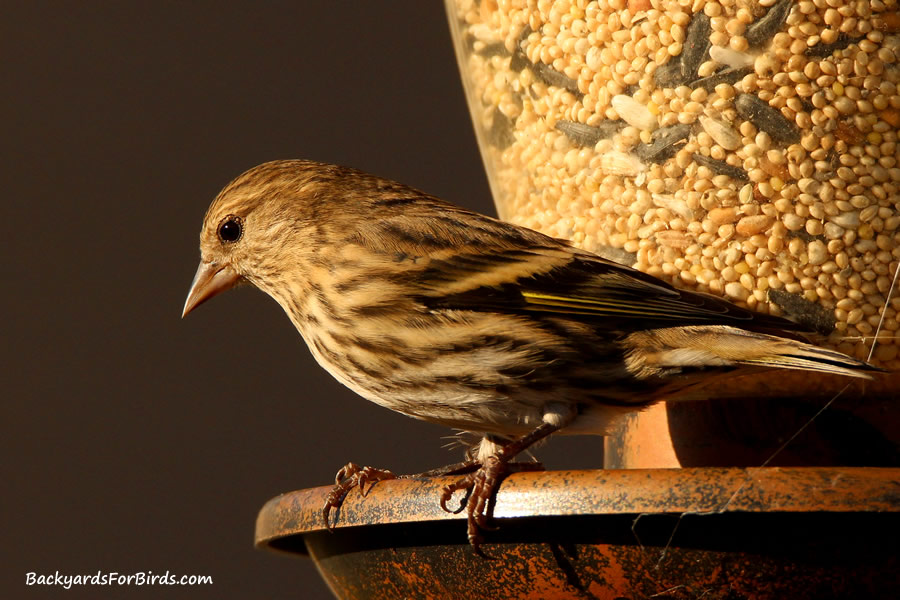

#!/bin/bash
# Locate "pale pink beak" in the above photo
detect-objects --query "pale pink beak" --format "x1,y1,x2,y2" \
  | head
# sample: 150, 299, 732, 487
182, 261, 241, 317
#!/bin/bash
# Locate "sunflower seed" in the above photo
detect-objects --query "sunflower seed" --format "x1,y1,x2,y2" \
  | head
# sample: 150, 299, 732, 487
555, 120, 625, 146
475, 41, 508, 57
635, 124, 691, 163
735, 94, 800, 144
488, 107, 515, 148
509, 49, 529, 72
746, 0, 792, 49
681, 13, 712, 81
768, 289, 836, 335
532, 61, 582, 96
689, 66, 753, 91
508, 25, 582, 97
593, 245, 637, 267
654, 13, 711, 87
654, 61, 685, 87
787, 229, 826, 243
509, 26, 533, 72
693, 153, 750, 181
804, 34, 857, 58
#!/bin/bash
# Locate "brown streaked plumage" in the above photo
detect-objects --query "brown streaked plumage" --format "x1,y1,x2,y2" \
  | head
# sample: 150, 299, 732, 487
183, 159, 880, 552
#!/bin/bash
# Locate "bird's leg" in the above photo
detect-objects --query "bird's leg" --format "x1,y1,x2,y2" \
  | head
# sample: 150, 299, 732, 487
324, 415, 566, 545
440, 420, 564, 555
410, 459, 483, 478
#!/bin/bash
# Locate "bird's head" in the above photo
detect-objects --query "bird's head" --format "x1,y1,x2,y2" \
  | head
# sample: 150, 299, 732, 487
182, 159, 340, 317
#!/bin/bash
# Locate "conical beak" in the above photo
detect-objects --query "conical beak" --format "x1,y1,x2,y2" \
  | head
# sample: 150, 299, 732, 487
182, 261, 241, 317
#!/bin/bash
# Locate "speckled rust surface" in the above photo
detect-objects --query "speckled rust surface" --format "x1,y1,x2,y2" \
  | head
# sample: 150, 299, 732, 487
256, 468, 900, 599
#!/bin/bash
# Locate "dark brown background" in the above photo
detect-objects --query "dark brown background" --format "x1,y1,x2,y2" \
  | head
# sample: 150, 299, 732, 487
4, 3, 600, 598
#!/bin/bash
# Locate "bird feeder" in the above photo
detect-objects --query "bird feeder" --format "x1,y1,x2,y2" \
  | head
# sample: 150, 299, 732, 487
444, 0, 899, 466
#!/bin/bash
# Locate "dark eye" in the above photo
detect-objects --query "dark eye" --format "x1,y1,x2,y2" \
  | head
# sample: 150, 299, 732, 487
217, 216, 243, 243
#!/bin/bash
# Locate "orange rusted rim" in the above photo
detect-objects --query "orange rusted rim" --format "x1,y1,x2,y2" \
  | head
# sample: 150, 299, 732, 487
256, 467, 900, 552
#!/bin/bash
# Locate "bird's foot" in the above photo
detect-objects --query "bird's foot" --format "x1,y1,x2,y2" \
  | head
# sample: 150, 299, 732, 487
322, 462, 396, 530
322, 442, 548, 554
440, 457, 544, 556
321, 459, 482, 530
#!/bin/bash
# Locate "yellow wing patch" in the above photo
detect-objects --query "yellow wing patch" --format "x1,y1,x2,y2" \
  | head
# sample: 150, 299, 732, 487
520, 291, 735, 321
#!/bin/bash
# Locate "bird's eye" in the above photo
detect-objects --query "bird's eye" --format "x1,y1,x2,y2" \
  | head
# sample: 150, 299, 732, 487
217, 216, 243, 243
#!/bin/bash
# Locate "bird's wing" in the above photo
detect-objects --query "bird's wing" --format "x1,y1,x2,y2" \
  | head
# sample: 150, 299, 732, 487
355, 204, 804, 333
419, 245, 802, 332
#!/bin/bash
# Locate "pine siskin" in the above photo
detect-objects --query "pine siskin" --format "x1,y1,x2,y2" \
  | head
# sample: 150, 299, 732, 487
183, 159, 880, 551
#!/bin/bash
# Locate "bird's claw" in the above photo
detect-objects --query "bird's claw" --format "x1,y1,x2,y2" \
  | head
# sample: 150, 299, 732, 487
440, 456, 544, 555
440, 478, 474, 514
322, 462, 396, 530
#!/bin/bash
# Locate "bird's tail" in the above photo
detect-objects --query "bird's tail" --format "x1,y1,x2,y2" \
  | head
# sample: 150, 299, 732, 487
625, 325, 882, 380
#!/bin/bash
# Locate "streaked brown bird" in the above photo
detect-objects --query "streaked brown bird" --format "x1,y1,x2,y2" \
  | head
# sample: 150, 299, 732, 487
183, 159, 879, 552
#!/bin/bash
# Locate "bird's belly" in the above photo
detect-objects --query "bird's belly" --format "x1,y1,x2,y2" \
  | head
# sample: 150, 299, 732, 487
293, 311, 653, 437
298, 327, 551, 434
331, 362, 550, 435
